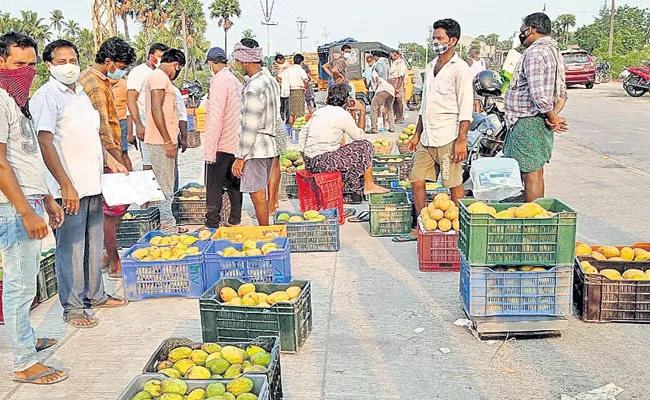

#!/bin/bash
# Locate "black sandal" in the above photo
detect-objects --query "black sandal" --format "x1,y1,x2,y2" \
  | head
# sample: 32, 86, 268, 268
35, 338, 57, 352
348, 211, 370, 223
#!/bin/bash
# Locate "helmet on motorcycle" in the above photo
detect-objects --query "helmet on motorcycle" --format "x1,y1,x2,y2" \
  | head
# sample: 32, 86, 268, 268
473, 70, 503, 97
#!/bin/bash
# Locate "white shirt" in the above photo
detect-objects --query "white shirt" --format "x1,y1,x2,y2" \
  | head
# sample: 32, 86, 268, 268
126, 62, 155, 122
419, 53, 474, 147
174, 87, 188, 123
372, 71, 395, 97
31, 78, 104, 199
280, 65, 308, 94
389, 57, 408, 79
470, 57, 487, 77
300, 105, 363, 158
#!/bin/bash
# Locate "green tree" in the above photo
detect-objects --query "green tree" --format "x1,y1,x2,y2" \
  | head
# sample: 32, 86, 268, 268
0, 13, 20, 33
209, 0, 241, 55
78, 28, 95, 65
553, 14, 576, 47
64, 19, 81, 40
19, 11, 51, 47
242, 28, 255, 39
115, 0, 134, 40
169, 0, 206, 78
132, 0, 170, 31
49, 10, 64, 39
398, 42, 426, 67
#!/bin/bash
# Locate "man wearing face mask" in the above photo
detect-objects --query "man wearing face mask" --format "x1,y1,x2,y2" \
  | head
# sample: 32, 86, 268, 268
323, 44, 351, 86
144, 48, 186, 234
31, 39, 130, 329
0, 32, 67, 385
203, 47, 243, 228
78, 37, 136, 279
504, 12, 568, 202
126, 43, 169, 171
231, 39, 286, 226
397, 19, 473, 243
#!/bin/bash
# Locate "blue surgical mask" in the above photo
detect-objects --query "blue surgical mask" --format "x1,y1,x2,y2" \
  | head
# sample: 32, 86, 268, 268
107, 62, 126, 80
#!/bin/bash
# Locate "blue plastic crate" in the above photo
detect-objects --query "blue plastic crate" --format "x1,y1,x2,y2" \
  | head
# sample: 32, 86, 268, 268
273, 209, 340, 252
204, 237, 292, 287
390, 181, 448, 203
460, 255, 573, 317
121, 241, 210, 301
137, 229, 215, 244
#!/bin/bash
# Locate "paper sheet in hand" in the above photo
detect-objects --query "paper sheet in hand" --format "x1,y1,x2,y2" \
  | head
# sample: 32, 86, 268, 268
101, 170, 165, 206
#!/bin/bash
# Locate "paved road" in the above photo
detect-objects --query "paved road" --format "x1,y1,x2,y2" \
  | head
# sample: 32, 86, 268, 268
1, 83, 649, 400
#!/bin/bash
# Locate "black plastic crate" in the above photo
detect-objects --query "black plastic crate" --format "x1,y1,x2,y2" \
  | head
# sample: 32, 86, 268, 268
117, 208, 161, 249
143, 336, 282, 400
200, 279, 312, 353
37, 252, 57, 302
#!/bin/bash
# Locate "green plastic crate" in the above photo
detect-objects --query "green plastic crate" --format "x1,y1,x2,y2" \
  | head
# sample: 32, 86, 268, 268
458, 198, 577, 266
200, 279, 313, 353
368, 191, 412, 237
372, 167, 400, 190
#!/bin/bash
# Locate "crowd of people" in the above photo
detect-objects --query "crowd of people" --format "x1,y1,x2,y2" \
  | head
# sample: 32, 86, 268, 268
0, 11, 567, 386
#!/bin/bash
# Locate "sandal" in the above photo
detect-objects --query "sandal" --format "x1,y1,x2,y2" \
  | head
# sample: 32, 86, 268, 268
107, 274, 123, 281
177, 227, 190, 234
35, 338, 57, 352
93, 295, 129, 309
348, 211, 370, 223
13, 366, 69, 385
392, 233, 417, 243
63, 311, 98, 329
343, 208, 356, 218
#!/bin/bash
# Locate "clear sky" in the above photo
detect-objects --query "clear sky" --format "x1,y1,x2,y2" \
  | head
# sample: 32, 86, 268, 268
2, 0, 643, 55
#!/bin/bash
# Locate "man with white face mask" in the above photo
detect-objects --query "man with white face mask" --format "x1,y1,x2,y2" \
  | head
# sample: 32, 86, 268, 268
31, 39, 129, 328
396, 19, 473, 243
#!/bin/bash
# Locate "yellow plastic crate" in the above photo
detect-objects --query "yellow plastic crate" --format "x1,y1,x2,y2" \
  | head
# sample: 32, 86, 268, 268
212, 225, 287, 242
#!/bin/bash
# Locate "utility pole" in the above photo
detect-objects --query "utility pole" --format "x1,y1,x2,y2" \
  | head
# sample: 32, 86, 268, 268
608, 0, 615, 57
424, 25, 433, 65
322, 26, 330, 44
297, 17, 308, 53
542, 3, 546, 13
260, 0, 277, 57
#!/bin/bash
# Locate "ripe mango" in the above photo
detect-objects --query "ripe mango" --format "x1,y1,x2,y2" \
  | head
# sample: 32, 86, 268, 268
597, 246, 620, 259
285, 286, 302, 299
168, 347, 192, 363
468, 201, 490, 214
256, 293, 268, 303
187, 388, 206, 400
238, 283, 256, 298
623, 269, 645, 280
184, 366, 211, 380
420, 208, 431, 220
173, 359, 195, 376
430, 208, 444, 221
206, 357, 230, 375
220, 287, 238, 302
575, 244, 592, 257
600, 269, 622, 280
592, 251, 607, 261
636, 252, 650, 262
223, 364, 243, 379
242, 240, 257, 251
228, 297, 242, 306
227, 377, 255, 396
160, 378, 187, 394
438, 218, 452, 232
201, 343, 222, 354
445, 208, 459, 221
620, 247, 635, 261
143, 380, 162, 397
267, 291, 291, 304
452, 219, 460, 231
159, 368, 181, 379
423, 219, 437, 232
495, 210, 515, 219
191, 349, 208, 366
221, 346, 245, 364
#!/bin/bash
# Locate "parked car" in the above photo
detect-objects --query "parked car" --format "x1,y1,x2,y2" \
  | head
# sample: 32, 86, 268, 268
561, 50, 596, 89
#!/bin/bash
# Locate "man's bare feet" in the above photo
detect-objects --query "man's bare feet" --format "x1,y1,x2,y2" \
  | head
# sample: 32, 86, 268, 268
363, 184, 391, 195
63, 311, 98, 328
13, 363, 68, 384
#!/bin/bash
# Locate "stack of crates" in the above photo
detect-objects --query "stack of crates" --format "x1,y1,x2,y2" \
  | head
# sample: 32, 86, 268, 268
458, 198, 577, 319
368, 191, 412, 237
296, 170, 345, 225
195, 108, 206, 132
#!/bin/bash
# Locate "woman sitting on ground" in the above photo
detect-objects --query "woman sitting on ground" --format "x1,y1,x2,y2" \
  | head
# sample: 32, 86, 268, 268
301, 83, 390, 195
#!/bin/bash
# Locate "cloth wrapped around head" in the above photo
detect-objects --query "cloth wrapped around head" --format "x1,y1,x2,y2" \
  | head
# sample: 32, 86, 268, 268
233, 42, 263, 63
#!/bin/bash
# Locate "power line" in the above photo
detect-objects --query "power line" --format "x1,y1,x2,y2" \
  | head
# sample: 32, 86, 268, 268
296, 17, 308, 53
260, 0, 277, 56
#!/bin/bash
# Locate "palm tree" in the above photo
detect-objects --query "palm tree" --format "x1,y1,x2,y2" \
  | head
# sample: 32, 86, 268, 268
132, 0, 169, 31
115, 0, 134, 40
0, 13, 20, 33
19, 11, 51, 46
556, 14, 577, 46
50, 10, 64, 38
209, 0, 241, 55
242, 28, 255, 39
169, 0, 207, 78
77, 28, 95, 65
64, 20, 81, 40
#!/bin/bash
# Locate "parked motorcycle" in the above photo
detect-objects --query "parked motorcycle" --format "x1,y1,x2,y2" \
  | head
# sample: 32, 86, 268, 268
406, 86, 422, 111
623, 64, 650, 97
595, 62, 612, 84
181, 80, 204, 108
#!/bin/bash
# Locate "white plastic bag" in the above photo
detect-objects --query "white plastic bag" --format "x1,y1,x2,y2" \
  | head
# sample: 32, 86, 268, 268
470, 157, 523, 201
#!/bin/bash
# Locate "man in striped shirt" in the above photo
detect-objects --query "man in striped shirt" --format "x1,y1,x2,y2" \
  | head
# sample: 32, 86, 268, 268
231, 39, 286, 226
204, 47, 243, 228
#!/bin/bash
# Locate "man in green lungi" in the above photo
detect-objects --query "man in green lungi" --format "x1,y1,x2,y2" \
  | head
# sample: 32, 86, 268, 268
504, 12, 568, 201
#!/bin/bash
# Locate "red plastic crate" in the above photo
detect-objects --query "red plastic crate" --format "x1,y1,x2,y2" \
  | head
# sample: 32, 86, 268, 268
296, 170, 345, 224
417, 220, 461, 272
0, 280, 39, 324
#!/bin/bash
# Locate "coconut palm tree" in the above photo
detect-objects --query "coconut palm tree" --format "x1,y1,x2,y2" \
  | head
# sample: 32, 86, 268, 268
115, 0, 134, 40
64, 20, 81, 40
0, 13, 20, 33
50, 10, 65, 39
169, 0, 206, 78
78, 29, 95, 65
209, 0, 241, 55
19, 11, 51, 46
132, 0, 169, 32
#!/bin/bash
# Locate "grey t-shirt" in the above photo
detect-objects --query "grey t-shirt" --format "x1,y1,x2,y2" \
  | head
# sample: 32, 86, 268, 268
0, 89, 48, 203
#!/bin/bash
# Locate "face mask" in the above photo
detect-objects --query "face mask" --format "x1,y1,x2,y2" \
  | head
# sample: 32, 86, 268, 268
519, 29, 532, 45
0, 66, 37, 109
152, 56, 161, 69
107, 62, 126, 80
432, 41, 450, 56
208, 61, 216, 76
172, 67, 181, 81
49, 63, 80, 85
343, 52, 352, 60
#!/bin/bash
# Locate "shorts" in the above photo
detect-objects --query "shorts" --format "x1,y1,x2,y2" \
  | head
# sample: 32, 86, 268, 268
119, 119, 128, 152
409, 141, 463, 188
240, 158, 275, 194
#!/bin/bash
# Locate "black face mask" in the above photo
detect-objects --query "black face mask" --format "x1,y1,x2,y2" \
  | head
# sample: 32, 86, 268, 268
172, 67, 181, 81
519, 29, 532, 45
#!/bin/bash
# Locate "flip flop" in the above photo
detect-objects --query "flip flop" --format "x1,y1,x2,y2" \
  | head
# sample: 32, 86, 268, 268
343, 208, 356, 218
392, 234, 417, 243
348, 211, 369, 223
63, 311, 98, 329
107, 274, 122, 281
93, 295, 129, 309
35, 338, 57, 352
13, 366, 69, 385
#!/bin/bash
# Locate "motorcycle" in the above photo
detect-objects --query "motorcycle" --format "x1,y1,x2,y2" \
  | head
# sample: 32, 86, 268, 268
622, 64, 650, 97
181, 80, 204, 108
406, 86, 422, 111
595, 62, 612, 84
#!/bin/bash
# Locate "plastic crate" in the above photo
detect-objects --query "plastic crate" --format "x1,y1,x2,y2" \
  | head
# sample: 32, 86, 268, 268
574, 256, 650, 323
0, 280, 38, 324
117, 208, 161, 249
142, 336, 282, 400
372, 167, 400, 190
391, 181, 448, 203
121, 241, 210, 300
460, 255, 573, 317
343, 190, 363, 204
201, 279, 313, 352
458, 198, 577, 267
274, 209, 340, 252
37, 251, 57, 302
137, 229, 216, 245
373, 154, 413, 181
576, 243, 650, 270
118, 374, 270, 400
279, 172, 298, 200
205, 238, 292, 286
416, 217, 460, 272
212, 226, 287, 242
296, 170, 345, 225
368, 191, 412, 237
